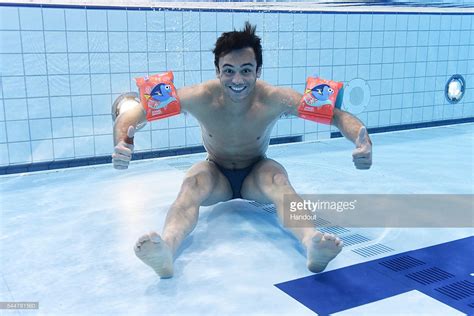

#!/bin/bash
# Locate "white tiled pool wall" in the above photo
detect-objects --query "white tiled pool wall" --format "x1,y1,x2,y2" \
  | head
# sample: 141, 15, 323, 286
0, 4, 472, 166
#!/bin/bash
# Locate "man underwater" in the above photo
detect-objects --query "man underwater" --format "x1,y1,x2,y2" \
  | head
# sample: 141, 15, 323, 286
112, 23, 372, 278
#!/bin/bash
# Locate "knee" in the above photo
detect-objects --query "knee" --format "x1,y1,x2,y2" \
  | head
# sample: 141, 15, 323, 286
181, 173, 209, 192
254, 161, 290, 188
257, 169, 289, 188
273, 172, 289, 187
173, 175, 204, 213
180, 172, 214, 199
182, 175, 199, 190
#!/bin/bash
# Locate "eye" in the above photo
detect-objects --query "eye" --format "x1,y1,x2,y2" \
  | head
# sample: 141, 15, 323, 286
165, 85, 171, 90
242, 69, 252, 74
223, 68, 234, 74
328, 88, 334, 93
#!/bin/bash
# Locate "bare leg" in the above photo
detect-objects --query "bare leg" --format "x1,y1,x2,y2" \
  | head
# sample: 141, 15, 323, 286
241, 159, 343, 273
134, 161, 232, 278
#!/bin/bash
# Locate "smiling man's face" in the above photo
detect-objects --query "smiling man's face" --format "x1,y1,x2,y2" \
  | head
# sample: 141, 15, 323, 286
216, 47, 261, 103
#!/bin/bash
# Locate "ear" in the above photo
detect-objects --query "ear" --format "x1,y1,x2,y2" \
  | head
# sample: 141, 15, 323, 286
215, 67, 220, 78
256, 66, 262, 78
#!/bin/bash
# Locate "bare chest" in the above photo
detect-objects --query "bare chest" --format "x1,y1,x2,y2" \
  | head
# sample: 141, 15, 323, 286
206, 112, 271, 142
194, 105, 280, 164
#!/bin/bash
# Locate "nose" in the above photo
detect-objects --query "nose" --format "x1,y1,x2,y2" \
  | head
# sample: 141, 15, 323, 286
232, 73, 244, 85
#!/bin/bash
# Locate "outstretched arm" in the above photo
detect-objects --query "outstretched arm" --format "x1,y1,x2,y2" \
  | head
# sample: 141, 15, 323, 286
176, 81, 212, 116
112, 78, 210, 170
270, 84, 372, 170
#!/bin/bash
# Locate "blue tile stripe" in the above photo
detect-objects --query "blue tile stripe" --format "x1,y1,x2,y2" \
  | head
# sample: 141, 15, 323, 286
0, 136, 302, 175
331, 117, 474, 138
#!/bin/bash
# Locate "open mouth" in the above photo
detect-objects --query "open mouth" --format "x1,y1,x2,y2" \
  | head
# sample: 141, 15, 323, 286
229, 86, 246, 93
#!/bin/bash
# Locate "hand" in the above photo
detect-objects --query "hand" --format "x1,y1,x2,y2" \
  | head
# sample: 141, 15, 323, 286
112, 126, 136, 170
352, 126, 372, 170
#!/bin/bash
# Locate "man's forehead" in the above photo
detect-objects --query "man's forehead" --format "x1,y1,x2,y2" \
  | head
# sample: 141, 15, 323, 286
219, 48, 256, 66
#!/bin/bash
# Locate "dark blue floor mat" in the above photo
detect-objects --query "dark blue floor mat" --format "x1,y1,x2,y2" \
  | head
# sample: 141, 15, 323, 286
275, 236, 474, 315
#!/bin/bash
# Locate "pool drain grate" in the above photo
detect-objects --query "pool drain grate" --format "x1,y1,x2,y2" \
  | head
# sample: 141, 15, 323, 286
352, 243, 394, 257
340, 234, 371, 247
406, 267, 455, 285
379, 255, 425, 271
434, 280, 474, 301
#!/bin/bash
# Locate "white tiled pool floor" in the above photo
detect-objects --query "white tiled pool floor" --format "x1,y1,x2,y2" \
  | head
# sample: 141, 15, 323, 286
1, 124, 472, 315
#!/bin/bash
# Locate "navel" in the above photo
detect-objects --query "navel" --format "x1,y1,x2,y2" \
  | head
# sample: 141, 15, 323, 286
209, 134, 213, 137
257, 136, 261, 140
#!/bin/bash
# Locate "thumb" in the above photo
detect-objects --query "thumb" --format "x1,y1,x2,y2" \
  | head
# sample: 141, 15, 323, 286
356, 126, 368, 146
124, 125, 135, 145
127, 125, 136, 138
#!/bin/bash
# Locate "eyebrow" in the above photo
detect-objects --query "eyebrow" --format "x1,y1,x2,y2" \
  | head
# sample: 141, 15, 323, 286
222, 63, 254, 68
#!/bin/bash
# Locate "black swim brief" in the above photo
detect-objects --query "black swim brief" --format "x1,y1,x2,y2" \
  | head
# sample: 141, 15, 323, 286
207, 157, 265, 199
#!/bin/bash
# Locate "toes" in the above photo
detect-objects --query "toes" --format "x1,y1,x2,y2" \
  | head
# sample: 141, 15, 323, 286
135, 232, 162, 252
311, 232, 323, 243
324, 233, 335, 241
138, 234, 150, 243
149, 231, 161, 243
135, 234, 152, 250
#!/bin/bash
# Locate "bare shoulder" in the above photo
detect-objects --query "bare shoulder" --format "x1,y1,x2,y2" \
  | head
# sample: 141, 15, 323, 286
177, 79, 218, 114
257, 80, 302, 116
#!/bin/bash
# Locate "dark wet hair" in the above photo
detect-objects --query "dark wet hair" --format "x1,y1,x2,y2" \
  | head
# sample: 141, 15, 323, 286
213, 22, 263, 71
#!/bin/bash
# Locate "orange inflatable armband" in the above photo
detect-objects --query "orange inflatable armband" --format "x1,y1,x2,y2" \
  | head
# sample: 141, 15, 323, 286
135, 71, 181, 122
298, 77, 343, 124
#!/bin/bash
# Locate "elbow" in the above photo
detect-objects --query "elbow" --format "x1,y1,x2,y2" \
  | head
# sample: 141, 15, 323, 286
112, 93, 147, 130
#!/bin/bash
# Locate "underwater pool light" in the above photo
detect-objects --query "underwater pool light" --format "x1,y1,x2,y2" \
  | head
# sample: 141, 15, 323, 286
445, 74, 466, 104
342, 78, 371, 114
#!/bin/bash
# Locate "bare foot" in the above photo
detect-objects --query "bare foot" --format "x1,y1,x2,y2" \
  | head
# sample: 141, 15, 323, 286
304, 231, 343, 273
134, 231, 174, 278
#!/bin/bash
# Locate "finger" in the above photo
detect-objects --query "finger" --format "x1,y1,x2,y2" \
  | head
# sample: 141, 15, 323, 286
127, 125, 136, 138
114, 145, 133, 156
112, 152, 132, 162
113, 152, 132, 162
354, 154, 371, 160
353, 144, 371, 154
355, 163, 372, 169
114, 144, 133, 156
124, 125, 135, 145
112, 154, 131, 164
353, 159, 372, 165
353, 154, 371, 161
356, 126, 367, 144
354, 160, 372, 166
114, 160, 130, 169
353, 150, 371, 160
356, 126, 372, 149
113, 163, 128, 170
353, 152, 370, 160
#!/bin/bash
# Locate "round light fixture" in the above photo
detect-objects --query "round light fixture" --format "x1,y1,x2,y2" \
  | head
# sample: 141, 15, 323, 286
342, 78, 371, 115
445, 74, 466, 104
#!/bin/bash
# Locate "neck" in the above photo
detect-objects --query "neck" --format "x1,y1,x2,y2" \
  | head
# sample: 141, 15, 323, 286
221, 89, 255, 114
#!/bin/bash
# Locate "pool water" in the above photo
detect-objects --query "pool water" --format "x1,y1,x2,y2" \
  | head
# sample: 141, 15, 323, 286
1, 123, 472, 315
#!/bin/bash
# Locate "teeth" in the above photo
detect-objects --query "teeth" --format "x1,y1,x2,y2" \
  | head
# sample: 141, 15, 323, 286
230, 86, 245, 92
